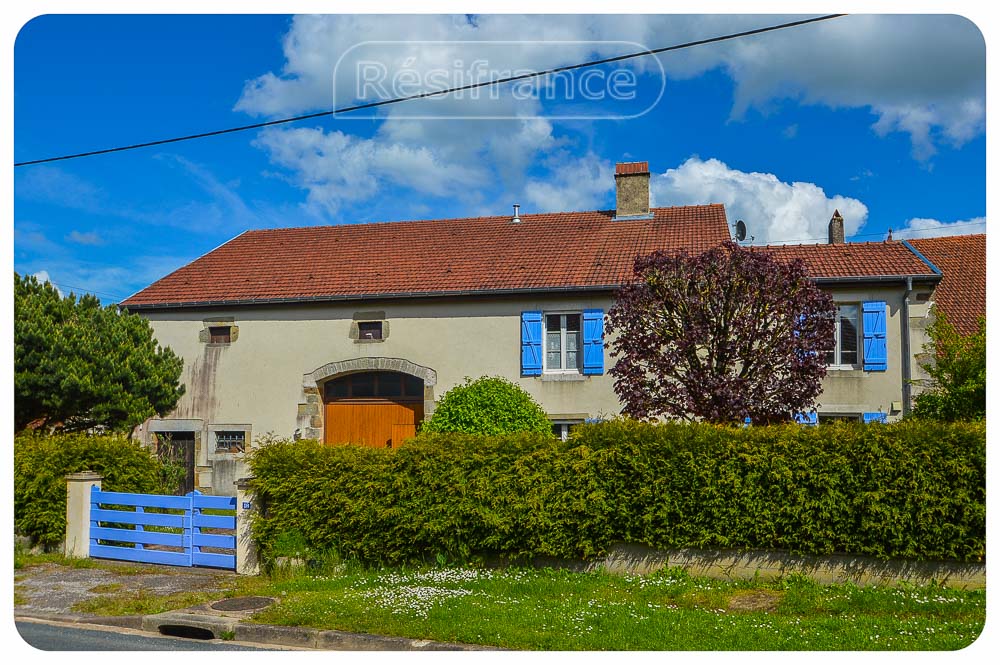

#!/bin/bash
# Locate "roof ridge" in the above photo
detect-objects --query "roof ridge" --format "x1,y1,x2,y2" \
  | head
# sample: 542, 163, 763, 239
909, 233, 986, 242
239, 204, 726, 235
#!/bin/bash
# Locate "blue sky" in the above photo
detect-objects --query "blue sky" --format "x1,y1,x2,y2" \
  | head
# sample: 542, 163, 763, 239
14, 14, 986, 303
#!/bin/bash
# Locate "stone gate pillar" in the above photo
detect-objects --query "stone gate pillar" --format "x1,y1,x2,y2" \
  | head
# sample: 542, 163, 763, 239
65, 471, 102, 558
235, 477, 260, 575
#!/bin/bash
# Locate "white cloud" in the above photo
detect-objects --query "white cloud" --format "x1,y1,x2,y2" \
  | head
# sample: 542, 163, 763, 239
893, 217, 986, 240
238, 14, 985, 169
252, 126, 497, 216
651, 156, 868, 245
30, 271, 61, 296
66, 230, 103, 246
523, 153, 614, 212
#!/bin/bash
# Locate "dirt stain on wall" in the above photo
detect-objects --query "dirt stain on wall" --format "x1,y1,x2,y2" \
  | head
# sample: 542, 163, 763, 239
175, 344, 222, 421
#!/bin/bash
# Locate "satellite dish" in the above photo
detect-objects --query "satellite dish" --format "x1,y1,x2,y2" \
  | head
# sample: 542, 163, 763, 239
735, 219, 747, 241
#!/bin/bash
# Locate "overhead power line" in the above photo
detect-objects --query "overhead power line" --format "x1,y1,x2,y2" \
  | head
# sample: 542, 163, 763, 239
44, 280, 127, 301
14, 14, 846, 167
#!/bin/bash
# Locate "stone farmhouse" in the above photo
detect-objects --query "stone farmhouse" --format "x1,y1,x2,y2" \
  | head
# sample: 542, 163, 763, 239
121, 161, 966, 494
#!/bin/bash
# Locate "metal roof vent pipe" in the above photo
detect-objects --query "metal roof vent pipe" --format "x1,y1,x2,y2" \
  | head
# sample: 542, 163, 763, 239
512, 203, 521, 223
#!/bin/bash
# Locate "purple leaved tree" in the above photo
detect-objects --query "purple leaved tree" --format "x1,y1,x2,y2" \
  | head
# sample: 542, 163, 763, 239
607, 242, 836, 424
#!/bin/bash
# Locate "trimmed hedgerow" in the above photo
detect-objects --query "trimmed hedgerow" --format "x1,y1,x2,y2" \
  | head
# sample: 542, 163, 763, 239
247, 419, 984, 566
14, 432, 170, 547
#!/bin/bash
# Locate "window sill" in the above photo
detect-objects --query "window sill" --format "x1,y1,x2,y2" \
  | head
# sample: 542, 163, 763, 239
208, 451, 246, 461
354, 338, 385, 344
826, 366, 864, 377
540, 373, 587, 382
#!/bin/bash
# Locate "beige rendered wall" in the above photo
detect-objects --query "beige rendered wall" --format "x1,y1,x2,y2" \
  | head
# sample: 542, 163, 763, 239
138, 283, 933, 490
818, 283, 934, 420
140, 293, 620, 448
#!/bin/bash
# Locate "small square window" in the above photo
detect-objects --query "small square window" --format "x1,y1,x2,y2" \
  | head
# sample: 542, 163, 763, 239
209, 326, 231, 344
215, 430, 245, 453
358, 321, 383, 340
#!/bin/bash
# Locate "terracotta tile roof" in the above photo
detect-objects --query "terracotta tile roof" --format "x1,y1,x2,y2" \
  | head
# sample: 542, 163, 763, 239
122, 205, 730, 308
754, 241, 940, 280
615, 161, 649, 175
908, 234, 986, 335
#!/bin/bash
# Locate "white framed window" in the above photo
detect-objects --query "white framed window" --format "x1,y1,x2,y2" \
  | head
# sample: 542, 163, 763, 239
544, 312, 582, 373
551, 420, 583, 441
826, 304, 860, 368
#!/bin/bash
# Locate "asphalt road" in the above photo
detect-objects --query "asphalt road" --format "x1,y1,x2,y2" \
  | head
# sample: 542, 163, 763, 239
15, 620, 268, 651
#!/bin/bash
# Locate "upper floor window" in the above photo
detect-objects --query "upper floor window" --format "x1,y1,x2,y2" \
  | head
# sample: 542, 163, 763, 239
358, 321, 383, 340
521, 309, 604, 377
826, 304, 859, 367
545, 313, 581, 372
209, 326, 232, 344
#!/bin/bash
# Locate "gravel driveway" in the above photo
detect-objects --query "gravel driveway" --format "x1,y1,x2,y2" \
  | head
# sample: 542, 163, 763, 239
14, 560, 234, 617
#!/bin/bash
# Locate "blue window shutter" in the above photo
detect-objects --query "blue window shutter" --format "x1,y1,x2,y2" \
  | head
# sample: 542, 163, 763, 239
863, 411, 888, 424
862, 301, 888, 371
582, 309, 605, 375
521, 311, 542, 376
794, 412, 818, 426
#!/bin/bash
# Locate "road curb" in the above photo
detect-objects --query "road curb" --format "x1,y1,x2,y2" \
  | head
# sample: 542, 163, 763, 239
14, 611, 144, 631
17, 611, 498, 651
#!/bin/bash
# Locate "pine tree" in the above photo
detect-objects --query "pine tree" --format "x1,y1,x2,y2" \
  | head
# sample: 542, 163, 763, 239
14, 272, 185, 433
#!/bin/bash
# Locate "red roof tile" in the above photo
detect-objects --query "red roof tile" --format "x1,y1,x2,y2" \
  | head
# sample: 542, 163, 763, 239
615, 161, 649, 175
122, 205, 731, 308
908, 234, 986, 336
754, 242, 939, 279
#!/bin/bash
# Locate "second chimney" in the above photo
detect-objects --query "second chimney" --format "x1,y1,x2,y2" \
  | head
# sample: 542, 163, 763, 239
828, 209, 845, 244
614, 161, 650, 219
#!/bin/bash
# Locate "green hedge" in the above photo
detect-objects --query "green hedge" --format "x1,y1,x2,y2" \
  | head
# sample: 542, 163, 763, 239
14, 432, 169, 547
247, 420, 985, 565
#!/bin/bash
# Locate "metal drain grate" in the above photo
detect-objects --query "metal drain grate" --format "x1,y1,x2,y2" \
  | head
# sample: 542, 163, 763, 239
211, 596, 275, 612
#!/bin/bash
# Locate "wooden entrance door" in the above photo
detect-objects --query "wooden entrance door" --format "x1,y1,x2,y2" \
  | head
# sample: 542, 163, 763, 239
324, 401, 422, 448
322, 371, 425, 448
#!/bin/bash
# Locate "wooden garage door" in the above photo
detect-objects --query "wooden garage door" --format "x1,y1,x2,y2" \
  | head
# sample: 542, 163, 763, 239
324, 401, 422, 448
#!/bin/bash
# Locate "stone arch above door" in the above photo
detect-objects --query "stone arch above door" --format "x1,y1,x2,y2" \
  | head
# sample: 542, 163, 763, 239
308, 357, 437, 387
296, 358, 437, 441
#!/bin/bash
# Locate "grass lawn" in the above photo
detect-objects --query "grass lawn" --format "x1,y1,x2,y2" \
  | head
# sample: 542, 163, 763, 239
14, 551, 984, 650
239, 565, 984, 650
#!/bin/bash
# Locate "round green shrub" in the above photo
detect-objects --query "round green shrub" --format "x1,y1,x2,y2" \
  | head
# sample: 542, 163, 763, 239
14, 431, 171, 547
421, 376, 552, 435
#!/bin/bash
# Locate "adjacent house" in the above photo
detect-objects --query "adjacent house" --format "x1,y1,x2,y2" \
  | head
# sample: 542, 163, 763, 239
908, 234, 986, 336
121, 161, 946, 493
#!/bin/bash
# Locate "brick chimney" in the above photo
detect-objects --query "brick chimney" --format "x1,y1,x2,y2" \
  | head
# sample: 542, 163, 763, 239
614, 161, 650, 219
828, 209, 845, 244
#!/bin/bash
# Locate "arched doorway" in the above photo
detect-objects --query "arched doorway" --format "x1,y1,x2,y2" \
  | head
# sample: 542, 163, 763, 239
321, 371, 424, 448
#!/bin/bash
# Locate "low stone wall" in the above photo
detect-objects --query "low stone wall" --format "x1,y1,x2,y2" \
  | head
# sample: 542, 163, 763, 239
599, 544, 985, 589
517, 543, 984, 589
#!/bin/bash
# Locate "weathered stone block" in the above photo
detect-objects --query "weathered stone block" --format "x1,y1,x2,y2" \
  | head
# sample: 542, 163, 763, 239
297, 403, 319, 416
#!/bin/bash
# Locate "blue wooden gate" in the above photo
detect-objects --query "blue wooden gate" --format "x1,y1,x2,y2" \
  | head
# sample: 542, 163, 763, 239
89, 487, 237, 570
